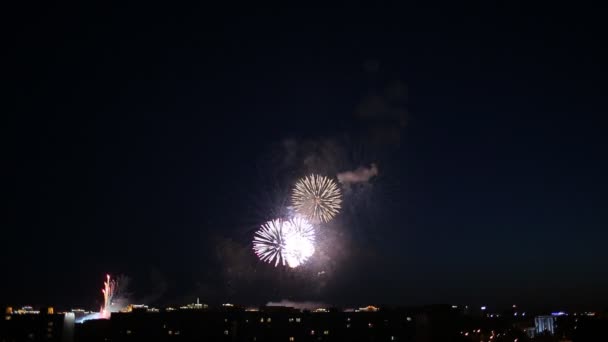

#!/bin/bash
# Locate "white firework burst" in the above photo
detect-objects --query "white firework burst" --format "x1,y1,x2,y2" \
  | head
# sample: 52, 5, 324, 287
253, 219, 287, 267
252, 217, 316, 268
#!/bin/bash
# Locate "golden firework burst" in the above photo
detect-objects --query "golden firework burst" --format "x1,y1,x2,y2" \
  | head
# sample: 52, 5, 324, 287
291, 174, 342, 223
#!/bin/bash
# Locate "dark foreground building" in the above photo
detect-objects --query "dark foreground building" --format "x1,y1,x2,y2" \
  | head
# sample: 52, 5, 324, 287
0, 308, 73, 342
3, 306, 606, 342
76, 309, 422, 342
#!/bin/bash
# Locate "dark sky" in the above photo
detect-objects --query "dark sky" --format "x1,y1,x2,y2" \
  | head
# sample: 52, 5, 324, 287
5, 3, 608, 311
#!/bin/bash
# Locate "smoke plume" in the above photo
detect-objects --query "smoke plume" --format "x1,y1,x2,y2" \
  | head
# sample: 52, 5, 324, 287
337, 164, 379, 185
266, 300, 327, 310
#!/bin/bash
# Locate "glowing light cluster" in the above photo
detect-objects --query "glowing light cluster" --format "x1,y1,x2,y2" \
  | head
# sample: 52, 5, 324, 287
253, 216, 315, 268
283, 216, 315, 268
292, 174, 342, 223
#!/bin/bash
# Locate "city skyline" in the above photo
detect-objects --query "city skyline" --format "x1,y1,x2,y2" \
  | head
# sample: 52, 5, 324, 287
3, 301, 605, 342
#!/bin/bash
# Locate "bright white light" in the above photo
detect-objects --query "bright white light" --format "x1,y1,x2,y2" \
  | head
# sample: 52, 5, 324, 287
252, 216, 315, 268
283, 216, 315, 268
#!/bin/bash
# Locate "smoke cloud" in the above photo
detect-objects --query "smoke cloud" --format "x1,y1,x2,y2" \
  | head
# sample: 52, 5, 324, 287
337, 164, 379, 185
355, 80, 408, 147
135, 269, 169, 305
266, 300, 327, 310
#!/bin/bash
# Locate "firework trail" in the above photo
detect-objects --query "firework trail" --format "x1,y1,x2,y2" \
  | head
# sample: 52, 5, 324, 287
292, 174, 342, 223
76, 274, 126, 323
100, 274, 116, 318
252, 217, 316, 268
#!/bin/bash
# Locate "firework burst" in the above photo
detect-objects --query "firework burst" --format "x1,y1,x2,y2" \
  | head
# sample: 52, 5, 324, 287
253, 217, 316, 268
292, 174, 342, 223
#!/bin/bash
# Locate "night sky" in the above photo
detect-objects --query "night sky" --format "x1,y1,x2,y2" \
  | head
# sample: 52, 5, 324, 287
6, 3, 608, 311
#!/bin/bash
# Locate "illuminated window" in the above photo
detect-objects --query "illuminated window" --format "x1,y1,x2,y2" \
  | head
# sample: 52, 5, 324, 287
175, 331, 180, 335
5, 316, 11, 321
260, 318, 264, 323
224, 330, 229, 335
289, 337, 295, 341
47, 322, 54, 326
126, 330, 131, 335
391, 336, 396, 341
368, 323, 373, 328
267, 318, 271, 323
47, 327, 53, 332
295, 317, 301, 322
310, 330, 315, 335
168, 330, 173, 335
346, 324, 351, 328
289, 318, 294, 322
406, 317, 412, 322
324, 330, 329, 335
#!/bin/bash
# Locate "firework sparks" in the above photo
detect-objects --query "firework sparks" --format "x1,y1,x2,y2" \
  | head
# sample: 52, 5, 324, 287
100, 274, 116, 319
76, 274, 129, 323
292, 174, 342, 223
253, 217, 316, 268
